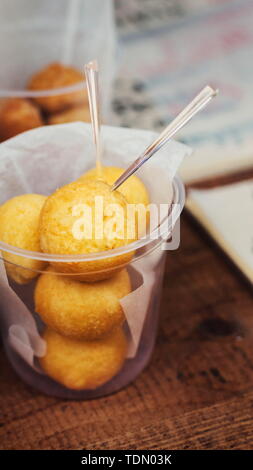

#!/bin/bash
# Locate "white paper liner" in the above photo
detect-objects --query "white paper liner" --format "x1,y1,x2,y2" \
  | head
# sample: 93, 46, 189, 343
0, 256, 46, 371
121, 247, 163, 358
0, 123, 191, 375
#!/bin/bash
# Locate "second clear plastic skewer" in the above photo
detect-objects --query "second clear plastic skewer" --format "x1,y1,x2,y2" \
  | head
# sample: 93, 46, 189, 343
84, 60, 103, 179
111, 85, 218, 191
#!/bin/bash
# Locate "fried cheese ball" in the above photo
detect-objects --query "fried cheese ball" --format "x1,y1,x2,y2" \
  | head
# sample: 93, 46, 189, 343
0, 98, 43, 141
27, 62, 87, 113
79, 166, 150, 236
40, 327, 127, 390
35, 267, 131, 340
48, 104, 90, 125
79, 166, 149, 206
39, 180, 137, 281
0, 194, 47, 284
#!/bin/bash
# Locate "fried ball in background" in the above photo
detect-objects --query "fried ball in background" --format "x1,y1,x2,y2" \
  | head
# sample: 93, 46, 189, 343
35, 268, 131, 340
0, 98, 43, 141
48, 105, 90, 125
40, 327, 127, 390
27, 62, 88, 113
39, 180, 137, 281
0, 194, 47, 284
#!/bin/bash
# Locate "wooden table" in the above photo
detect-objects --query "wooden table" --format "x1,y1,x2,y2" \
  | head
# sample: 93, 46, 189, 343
1, 189, 253, 449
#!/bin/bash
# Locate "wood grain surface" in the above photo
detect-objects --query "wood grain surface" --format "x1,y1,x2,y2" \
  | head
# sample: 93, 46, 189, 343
0, 201, 253, 450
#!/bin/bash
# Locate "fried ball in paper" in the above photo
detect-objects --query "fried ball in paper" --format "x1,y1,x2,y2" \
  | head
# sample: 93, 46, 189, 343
40, 327, 127, 390
27, 62, 88, 113
79, 166, 150, 236
0, 194, 47, 284
48, 104, 91, 125
39, 180, 137, 281
35, 267, 131, 340
0, 98, 43, 141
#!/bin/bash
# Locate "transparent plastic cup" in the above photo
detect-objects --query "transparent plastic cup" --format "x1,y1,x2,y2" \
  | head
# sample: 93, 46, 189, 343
0, 0, 115, 116
0, 179, 185, 400
0, 121, 189, 399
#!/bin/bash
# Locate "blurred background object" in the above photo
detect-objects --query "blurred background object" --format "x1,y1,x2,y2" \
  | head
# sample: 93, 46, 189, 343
112, 0, 253, 182
1, 0, 253, 184
112, 0, 253, 286
186, 179, 253, 283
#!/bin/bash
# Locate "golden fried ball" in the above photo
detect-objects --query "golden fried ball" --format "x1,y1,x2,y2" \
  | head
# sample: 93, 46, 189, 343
35, 267, 131, 340
79, 166, 150, 236
0, 98, 43, 141
27, 62, 88, 113
0, 194, 47, 284
39, 180, 137, 281
40, 327, 127, 390
48, 104, 90, 125
79, 166, 149, 206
